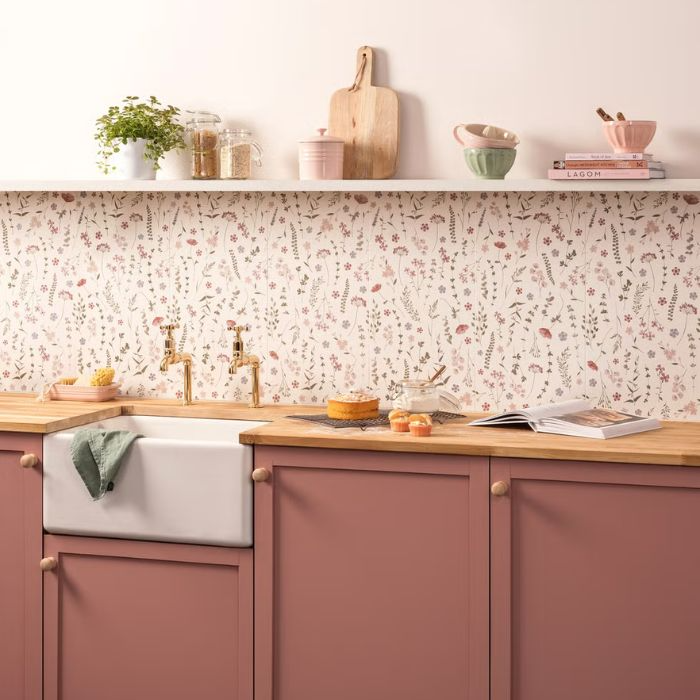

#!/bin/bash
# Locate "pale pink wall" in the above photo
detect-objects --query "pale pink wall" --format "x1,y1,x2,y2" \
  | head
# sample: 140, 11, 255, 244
0, 0, 696, 180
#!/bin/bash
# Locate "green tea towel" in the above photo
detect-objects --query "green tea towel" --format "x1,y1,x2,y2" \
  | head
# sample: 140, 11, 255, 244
70, 429, 141, 500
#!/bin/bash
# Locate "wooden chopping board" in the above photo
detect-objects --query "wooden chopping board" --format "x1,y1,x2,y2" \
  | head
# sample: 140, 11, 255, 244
329, 46, 399, 179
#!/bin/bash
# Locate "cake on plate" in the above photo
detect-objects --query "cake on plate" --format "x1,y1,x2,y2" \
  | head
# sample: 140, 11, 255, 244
327, 391, 380, 420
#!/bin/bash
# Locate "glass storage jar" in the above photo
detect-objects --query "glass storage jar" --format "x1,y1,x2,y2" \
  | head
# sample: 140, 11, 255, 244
392, 380, 461, 414
219, 129, 262, 180
186, 111, 221, 179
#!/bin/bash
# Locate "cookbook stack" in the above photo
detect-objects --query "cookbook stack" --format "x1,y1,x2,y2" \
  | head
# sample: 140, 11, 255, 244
548, 152, 665, 180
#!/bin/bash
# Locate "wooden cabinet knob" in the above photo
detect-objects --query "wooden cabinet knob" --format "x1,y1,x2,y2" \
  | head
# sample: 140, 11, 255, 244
19, 453, 38, 469
252, 468, 271, 482
491, 480, 509, 497
40, 557, 57, 572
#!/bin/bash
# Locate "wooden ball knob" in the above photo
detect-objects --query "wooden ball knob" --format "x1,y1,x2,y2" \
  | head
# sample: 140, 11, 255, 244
20, 453, 38, 469
491, 481, 509, 497
251, 468, 271, 483
40, 557, 57, 572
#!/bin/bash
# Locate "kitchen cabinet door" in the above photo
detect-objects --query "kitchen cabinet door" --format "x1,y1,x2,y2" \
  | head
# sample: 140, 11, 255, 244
43, 535, 253, 700
0, 432, 42, 700
491, 457, 700, 700
254, 446, 489, 700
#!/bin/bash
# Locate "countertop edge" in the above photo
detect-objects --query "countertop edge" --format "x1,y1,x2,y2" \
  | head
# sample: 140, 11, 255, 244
0, 405, 123, 434
238, 431, 700, 466
2, 394, 700, 467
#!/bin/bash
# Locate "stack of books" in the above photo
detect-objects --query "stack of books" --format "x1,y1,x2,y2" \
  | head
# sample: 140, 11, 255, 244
548, 152, 665, 180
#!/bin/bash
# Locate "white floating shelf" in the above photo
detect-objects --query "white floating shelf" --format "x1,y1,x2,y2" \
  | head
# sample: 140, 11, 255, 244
0, 179, 698, 193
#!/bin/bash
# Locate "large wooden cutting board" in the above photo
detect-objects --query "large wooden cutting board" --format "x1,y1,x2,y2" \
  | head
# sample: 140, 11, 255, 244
329, 46, 399, 179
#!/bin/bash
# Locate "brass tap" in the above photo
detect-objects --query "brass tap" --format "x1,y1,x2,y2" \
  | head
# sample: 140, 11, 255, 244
228, 324, 262, 408
159, 323, 193, 406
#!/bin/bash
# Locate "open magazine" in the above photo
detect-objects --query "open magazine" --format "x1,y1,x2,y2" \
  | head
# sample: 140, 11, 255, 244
470, 400, 660, 439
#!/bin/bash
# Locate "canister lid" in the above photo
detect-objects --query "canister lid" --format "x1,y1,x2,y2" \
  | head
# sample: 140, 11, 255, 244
185, 110, 221, 125
299, 128, 344, 144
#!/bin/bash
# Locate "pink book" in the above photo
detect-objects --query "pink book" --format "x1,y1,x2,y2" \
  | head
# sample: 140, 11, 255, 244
564, 152, 651, 160
547, 168, 663, 180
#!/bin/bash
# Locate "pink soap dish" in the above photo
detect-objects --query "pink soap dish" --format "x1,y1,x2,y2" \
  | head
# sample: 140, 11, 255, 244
48, 383, 121, 402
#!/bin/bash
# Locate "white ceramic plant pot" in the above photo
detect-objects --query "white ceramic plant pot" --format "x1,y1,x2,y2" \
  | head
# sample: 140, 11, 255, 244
157, 147, 190, 180
111, 138, 157, 180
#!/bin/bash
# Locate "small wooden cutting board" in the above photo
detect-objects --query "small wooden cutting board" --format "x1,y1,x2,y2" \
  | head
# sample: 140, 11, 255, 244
329, 46, 399, 179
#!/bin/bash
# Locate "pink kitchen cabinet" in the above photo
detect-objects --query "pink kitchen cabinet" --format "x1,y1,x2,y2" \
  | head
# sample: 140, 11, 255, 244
490, 457, 700, 700
43, 534, 253, 700
0, 432, 42, 700
253, 446, 490, 700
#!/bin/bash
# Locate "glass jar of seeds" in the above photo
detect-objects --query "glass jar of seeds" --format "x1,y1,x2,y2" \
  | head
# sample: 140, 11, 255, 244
186, 111, 221, 179
218, 129, 263, 180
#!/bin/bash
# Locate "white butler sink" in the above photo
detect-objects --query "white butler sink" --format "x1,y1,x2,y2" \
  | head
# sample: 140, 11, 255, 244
43, 415, 266, 547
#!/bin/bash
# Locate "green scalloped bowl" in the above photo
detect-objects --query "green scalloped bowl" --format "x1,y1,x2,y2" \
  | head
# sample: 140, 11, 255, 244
463, 147, 516, 180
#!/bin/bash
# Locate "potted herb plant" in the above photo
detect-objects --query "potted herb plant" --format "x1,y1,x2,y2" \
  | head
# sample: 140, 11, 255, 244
95, 96, 186, 179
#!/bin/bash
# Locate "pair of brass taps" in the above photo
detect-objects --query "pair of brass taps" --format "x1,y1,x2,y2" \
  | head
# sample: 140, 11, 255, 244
159, 323, 261, 407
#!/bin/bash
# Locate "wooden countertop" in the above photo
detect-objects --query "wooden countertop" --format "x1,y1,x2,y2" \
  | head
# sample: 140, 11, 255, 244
0, 395, 123, 433
238, 416, 700, 467
117, 398, 326, 421
2, 392, 700, 466
0, 393, 324, 433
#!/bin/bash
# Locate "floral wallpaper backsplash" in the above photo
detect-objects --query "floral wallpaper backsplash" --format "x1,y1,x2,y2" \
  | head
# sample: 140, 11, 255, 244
1, 189, 699, 419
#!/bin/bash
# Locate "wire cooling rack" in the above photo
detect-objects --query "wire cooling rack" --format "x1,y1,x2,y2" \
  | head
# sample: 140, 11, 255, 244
287, 410, 465, 430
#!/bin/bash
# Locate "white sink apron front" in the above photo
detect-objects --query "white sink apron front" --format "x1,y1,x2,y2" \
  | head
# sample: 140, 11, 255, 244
43, 415, 266, 547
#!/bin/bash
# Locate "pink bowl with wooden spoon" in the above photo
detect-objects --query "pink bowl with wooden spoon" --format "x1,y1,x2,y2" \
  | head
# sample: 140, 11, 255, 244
602, 120, 656, 153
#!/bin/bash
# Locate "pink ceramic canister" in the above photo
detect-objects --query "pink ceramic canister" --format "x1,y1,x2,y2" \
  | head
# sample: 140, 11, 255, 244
298, 128, 344, 179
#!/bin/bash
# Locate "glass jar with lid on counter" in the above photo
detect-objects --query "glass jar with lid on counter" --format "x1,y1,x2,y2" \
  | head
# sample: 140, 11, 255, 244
219, 129, 263, 180
392, 379, 461, 414
186, 111, 221, 179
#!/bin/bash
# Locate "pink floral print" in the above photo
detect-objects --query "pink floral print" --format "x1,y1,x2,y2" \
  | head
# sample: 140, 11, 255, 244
0, 189, 697, 419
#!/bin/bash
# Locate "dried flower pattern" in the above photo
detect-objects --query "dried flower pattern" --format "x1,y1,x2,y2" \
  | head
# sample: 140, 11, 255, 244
0, 189, 697, 418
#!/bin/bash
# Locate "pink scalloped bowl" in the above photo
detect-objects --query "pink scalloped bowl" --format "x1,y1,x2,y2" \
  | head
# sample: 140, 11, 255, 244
453, 123, 519, 149
602, 120, 656, 154
48, 383, 121, 402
